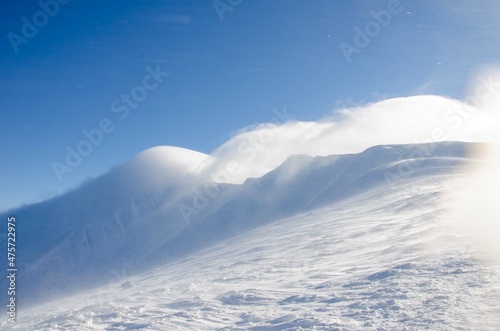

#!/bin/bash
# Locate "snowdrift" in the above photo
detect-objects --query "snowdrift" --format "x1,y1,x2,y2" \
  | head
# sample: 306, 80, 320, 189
0, 141, 478, 306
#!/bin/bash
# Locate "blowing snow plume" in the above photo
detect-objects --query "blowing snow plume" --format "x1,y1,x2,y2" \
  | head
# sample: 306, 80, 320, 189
3, 93, 500, 310
203, 94, 499, 184
449, 69, 500, 264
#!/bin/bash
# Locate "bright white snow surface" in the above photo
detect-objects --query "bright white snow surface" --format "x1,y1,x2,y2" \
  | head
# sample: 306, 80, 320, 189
2, 140, 500, 330
9, 159, 500, 330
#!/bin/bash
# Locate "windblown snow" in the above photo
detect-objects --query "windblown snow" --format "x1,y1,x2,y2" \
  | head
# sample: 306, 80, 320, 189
1, 95, 500, 330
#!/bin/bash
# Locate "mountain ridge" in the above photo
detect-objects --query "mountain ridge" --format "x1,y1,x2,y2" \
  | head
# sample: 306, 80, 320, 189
0, 141, 480, 307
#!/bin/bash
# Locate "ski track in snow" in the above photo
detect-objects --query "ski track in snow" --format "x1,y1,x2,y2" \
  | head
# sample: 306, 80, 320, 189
9, 174, 500, 330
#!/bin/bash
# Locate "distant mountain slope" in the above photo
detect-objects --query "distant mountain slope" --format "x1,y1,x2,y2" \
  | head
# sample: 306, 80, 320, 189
11, 156, 500, 330
1, 146, 212, 306
0, 142, 479, 306
154, 142, 475, 264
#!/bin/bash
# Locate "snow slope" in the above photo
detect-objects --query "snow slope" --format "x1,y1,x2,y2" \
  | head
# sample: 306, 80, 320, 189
151, 142, 474, 264
0, 146, 213, 306
8, 162, 500, 330
2, 141, 498, 329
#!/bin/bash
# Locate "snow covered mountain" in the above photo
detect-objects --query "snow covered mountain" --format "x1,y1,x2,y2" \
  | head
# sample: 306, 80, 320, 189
1, 146, 214, 306
3, 140, 500, 330
0, 142, 476, 305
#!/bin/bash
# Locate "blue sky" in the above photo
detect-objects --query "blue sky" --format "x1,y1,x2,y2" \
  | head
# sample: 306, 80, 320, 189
1, 0, 500, 211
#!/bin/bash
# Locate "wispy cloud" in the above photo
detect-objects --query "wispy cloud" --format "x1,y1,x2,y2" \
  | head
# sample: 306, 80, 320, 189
200, 95, 500, 184
150, 14, 193, 25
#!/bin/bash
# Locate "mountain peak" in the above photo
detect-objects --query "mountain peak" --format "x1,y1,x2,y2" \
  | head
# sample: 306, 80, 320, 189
116, 146, 215, 187
130, 146, 212, 174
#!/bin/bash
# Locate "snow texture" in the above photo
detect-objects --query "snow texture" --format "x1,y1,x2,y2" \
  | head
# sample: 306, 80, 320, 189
1, 141, 499, 330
